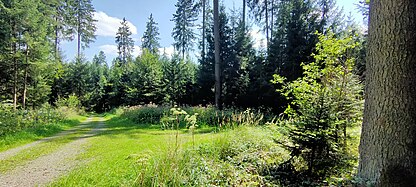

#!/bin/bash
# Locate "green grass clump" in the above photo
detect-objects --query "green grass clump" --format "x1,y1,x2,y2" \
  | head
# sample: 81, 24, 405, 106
119, 105, 269, 129
135, 126, 288, 186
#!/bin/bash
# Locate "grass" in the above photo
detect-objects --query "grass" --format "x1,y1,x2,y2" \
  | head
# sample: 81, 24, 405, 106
0, 106, 361, 186
0, 115, 87, 152
49, 116, 222, 186
49, 114, 288, 186
0, 118, 94, 173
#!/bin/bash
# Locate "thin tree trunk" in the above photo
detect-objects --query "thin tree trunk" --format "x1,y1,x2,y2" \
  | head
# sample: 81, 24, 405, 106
77, 28, 81, 57
55, 7, 60, 58
12, 21, 17, 111
242, 0, 246, 29
270, 0, 273, 42
77, 1, 81, 58
13, 56, 17, 111
202, 0, 206, 63
265, 0, 269, 48
213, 0, 222, 110
358, 0, 416, 186
23, 46, 29, 109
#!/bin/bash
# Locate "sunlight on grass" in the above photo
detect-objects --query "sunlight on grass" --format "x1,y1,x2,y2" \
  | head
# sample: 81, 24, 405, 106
49, 116, 223, 186
0, 122, 94, 173
0, 115, 88, 152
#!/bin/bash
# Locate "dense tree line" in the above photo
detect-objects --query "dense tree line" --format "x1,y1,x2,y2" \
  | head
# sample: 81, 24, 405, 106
0, 0, 365, 114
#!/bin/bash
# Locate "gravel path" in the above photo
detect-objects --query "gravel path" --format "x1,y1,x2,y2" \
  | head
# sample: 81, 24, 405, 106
0, 118, 93, 161
0, 117, 105, 187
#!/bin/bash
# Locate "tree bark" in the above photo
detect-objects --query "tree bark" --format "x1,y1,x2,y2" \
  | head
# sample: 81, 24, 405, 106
23, 46, 29, 109
265, 0, 269, 48
77, 0, 81, 58
12, 21, 18, 111
202, 0, 206, 63
358, 0, 416, 186
213, 0, 222, 109
242, 0, 246, 29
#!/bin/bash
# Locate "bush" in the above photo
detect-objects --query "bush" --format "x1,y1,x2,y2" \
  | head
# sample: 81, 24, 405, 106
0, 103, 64, 136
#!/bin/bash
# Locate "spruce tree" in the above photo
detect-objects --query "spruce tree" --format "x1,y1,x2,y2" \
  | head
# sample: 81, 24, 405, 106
142, 14, 161, 55
67, 0, 97, 57
116, 18, 135, 64
172, 0, 199, 59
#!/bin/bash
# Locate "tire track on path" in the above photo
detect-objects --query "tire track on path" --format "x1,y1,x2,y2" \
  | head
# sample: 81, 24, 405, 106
0, 118, 93, 161
0, 117, 105, 187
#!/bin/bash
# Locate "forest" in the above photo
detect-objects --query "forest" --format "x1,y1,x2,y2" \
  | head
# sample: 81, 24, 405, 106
1, 0, 415, 186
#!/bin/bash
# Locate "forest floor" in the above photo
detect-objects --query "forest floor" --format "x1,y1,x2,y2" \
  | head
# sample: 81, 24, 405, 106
0, 117, 105, 187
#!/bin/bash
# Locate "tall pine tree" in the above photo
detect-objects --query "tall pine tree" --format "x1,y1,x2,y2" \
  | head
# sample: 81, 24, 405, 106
142, 14, 161, 55
172, 0, 199, 59
67, 0, 96, 57
116, 18, 135, 64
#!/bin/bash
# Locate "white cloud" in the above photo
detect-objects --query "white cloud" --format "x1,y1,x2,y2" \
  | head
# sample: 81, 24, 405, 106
249, 28, 267, 49
99, 45, 176, 59
158, 46, 175, 57
132, 45, 143, 57
94, 11, 138, 37
99, 44, 118, 55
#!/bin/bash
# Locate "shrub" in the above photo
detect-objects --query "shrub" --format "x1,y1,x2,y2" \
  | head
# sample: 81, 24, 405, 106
271, 31, 363, 185
0, 103, 65, 136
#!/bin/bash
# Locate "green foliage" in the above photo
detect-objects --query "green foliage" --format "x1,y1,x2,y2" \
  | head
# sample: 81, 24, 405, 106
66, 0, 97, 54
55, 94, 81, 109
162, 55, 197, 105
116, 18, 135, 63
172, 0, 199, 58
271, 31, 363, 184
142, 14, 161, 54
0, 103, 64, 136
120, 105, 269, 130
121, 105, 167, 125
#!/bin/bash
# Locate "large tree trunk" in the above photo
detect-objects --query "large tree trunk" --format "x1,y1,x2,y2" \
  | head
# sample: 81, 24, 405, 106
358, 0, 416, 186
213, 0, 222, 109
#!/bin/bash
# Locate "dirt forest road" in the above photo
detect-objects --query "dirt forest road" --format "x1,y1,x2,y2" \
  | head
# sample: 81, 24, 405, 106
0, 117, 105, 187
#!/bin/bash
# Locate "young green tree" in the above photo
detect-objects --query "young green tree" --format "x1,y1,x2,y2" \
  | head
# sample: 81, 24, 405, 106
116, 18, 135, 64
172, 0, 199, 59
162, 54, 196, 105
142, 14, 161, 55
273, 32, 362, 184
87, 51, 109, 112
126, 51, 164, 105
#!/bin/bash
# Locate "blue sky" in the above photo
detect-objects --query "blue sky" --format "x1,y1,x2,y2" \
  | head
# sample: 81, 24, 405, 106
61, 0, 365, 62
